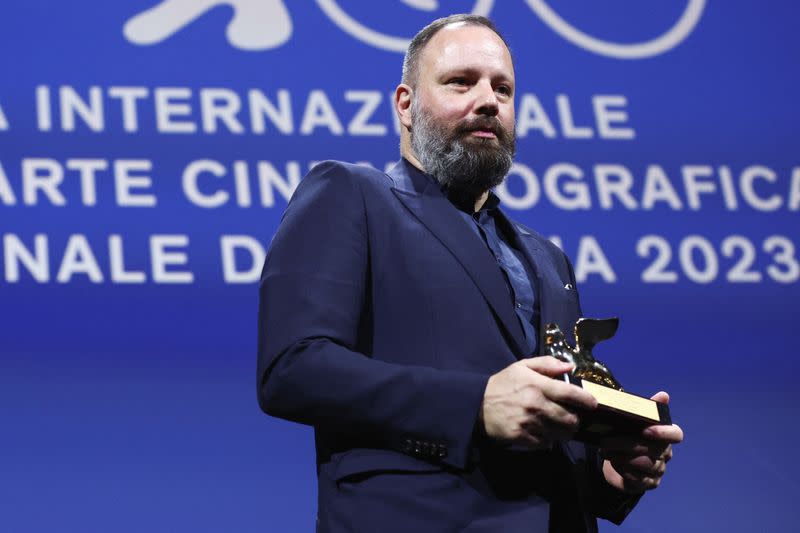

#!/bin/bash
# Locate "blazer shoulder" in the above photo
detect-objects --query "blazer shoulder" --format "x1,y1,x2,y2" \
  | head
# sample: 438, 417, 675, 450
305, 160, 393, 192
283, 160, 392, 215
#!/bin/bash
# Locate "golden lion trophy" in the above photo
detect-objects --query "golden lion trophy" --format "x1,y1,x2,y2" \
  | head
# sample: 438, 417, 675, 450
544, 318, 672, 443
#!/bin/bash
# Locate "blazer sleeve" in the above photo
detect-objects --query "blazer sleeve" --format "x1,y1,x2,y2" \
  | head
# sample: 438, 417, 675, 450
256, 161, 489, 470
588, 455, 644, 524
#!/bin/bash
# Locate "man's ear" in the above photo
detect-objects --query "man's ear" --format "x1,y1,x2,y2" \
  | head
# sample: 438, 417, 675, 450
395, 84, 413, 129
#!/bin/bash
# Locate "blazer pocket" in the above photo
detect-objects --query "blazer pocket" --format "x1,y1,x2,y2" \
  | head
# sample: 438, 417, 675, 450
332, 448, 442, 484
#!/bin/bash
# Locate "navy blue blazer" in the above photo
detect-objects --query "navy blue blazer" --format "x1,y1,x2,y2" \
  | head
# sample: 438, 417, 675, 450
257, 159, 637, 532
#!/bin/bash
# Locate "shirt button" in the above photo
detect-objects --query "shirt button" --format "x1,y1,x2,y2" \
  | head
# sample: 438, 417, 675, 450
516, 302, 522, 308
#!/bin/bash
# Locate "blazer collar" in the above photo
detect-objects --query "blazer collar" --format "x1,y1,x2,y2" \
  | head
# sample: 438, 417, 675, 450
387, 159, 529, 357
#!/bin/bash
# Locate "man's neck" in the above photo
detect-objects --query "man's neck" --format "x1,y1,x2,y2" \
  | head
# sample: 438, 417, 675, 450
473, 191, 490, 213
402, 150, 425, 175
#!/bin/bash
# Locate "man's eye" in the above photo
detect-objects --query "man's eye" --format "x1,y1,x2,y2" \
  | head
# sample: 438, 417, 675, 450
449, 78, 468, 86
497, 85, 512, 96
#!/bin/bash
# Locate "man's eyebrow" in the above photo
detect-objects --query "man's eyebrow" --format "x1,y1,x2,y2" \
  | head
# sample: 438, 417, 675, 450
438, 67, 513, 82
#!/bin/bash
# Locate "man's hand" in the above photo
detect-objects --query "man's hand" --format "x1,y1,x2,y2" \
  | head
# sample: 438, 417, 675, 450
600, 391, 684, 494
480, 356, 598, 449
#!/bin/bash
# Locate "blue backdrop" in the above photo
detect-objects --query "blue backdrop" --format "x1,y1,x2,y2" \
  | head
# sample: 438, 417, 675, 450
2, 1, 798, 531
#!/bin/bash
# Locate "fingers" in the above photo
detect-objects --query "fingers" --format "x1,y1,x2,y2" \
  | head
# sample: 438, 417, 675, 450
643, 423, 683, 444
482, 361, 582, 446
650, 390, 670, 404
610, 454, 668, 477
483, 357, 604, 449
604, 457, 667, 493
521, 357, 597, 437
519, 376, 583, 439
599, 392, 680, 493
520, 358, 598, 410
539, 377, 598, 411
619, 472, 662, 492
520, 355, 574, 378
526, 403, 581, 440
517, 409, 578, 446
602, 437, 674, 494
600, 423, 681, 461
603, 445, 672, 468
602, 423, 682, 450
643, 392, 681, 444
614, 453, 670, 491
542, 401, 581, 431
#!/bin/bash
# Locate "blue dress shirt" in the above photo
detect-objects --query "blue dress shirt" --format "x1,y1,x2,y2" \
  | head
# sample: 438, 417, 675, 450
454, 193, 539, 356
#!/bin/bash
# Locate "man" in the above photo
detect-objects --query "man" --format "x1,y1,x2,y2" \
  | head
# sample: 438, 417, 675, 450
257, 14, 682, 532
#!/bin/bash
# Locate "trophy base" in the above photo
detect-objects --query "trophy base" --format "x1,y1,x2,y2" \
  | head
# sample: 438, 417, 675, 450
568, 376, 672, 445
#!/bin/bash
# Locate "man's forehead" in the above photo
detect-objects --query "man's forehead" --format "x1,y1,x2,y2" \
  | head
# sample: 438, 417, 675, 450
420, 23, 513, 75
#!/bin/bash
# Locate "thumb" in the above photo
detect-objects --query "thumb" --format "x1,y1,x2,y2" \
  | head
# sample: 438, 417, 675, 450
520, 356, 574, 377
650, 391, 670, 404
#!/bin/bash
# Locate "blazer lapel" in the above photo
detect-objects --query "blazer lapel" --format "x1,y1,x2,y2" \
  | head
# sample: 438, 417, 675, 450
388, 161, 528, 357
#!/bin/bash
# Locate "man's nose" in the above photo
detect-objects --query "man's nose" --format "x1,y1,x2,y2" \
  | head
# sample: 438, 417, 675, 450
474, 79, 499, 117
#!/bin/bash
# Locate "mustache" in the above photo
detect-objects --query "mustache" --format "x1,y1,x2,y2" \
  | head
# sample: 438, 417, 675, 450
455, 117, 509, 139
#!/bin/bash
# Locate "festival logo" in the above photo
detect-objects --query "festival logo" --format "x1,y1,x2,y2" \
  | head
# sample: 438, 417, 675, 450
124, 0, 705, 59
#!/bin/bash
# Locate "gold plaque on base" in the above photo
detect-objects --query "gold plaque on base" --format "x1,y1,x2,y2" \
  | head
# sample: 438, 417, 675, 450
544, 318, 672, 444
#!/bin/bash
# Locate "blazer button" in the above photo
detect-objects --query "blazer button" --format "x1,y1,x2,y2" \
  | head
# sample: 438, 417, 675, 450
437, 444, 447, 458
413, 441, 421, 455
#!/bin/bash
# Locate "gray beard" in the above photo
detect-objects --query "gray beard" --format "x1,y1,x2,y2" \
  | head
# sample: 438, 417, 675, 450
410, 103, 515, 204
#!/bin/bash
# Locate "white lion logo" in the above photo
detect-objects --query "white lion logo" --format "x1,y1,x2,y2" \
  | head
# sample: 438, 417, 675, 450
124, 0, 293, 50
123, 0, 706, 59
